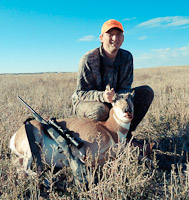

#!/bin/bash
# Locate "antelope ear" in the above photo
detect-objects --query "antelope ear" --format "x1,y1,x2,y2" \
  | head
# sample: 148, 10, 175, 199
112, 93, 118, 103
131, 90, 135, 100
106, 84, 110, 91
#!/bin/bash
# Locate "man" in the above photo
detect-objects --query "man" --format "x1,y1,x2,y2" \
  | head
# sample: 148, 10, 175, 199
72, 19, 154, 141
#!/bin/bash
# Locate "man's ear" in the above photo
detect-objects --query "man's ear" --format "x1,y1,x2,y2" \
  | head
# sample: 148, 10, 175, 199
99, 34, 103, 43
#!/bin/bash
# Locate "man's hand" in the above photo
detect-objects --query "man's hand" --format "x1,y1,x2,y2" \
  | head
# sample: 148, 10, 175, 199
103, 85, 115, 103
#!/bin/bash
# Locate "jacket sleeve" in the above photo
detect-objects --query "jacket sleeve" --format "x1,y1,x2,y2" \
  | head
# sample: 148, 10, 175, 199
72, 52, 105, 103
117, 51, 133, 94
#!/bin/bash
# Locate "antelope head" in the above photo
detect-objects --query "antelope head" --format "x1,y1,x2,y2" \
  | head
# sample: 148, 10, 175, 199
112, 91, 135, 123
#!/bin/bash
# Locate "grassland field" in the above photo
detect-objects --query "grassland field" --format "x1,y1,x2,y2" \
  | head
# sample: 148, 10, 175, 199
0, 66, 188, 199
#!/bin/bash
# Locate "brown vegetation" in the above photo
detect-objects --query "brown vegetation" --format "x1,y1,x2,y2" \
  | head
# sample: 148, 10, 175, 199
0, 66, 188, 199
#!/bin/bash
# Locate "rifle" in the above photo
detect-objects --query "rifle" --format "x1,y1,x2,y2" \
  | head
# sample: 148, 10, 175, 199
17, 96, 84, 150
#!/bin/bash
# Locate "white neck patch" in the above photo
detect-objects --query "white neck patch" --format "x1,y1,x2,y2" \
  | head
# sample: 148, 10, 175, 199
117, 130, 127, 143
113, 114, 131, 130
113, 114, 131, 143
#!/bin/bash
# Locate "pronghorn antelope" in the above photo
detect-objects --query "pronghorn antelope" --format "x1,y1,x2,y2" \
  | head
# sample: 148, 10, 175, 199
9, 90, 135, 180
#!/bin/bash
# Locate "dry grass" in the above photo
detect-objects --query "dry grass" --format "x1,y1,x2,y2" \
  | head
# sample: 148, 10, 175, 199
0, 66, 189, 199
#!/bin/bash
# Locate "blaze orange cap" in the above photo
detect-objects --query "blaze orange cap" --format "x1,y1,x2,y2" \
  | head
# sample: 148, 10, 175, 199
101, 19, 124, 34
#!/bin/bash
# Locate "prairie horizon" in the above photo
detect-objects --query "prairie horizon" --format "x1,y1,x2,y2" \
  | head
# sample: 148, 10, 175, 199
0, 65, 188, 75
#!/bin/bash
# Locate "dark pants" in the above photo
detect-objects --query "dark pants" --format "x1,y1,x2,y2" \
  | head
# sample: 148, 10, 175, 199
127, 85, 154, 140
75, 85, 154, 139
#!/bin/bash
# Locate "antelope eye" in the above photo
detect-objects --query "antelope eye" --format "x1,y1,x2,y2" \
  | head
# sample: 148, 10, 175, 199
116, 96, 121, 101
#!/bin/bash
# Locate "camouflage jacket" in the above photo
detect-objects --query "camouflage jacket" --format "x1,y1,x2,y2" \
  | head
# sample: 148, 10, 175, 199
72, 45, 133, 113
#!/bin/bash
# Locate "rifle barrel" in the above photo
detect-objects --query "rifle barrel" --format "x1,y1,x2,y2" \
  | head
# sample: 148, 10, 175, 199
17, 96, 36, 114
17, 96, 48, 124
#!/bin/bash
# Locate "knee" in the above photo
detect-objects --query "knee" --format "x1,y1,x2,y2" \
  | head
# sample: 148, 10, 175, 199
94, 104, 110, 121
133, 85, 154, 104
76, 102, 110, 121
144, 85, 154, 101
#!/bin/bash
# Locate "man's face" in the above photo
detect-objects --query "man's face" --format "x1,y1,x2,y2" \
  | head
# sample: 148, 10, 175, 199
100, 28, 124, 55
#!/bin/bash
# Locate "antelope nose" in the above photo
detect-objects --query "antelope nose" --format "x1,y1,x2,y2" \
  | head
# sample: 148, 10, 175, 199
125, 108, 131, 113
